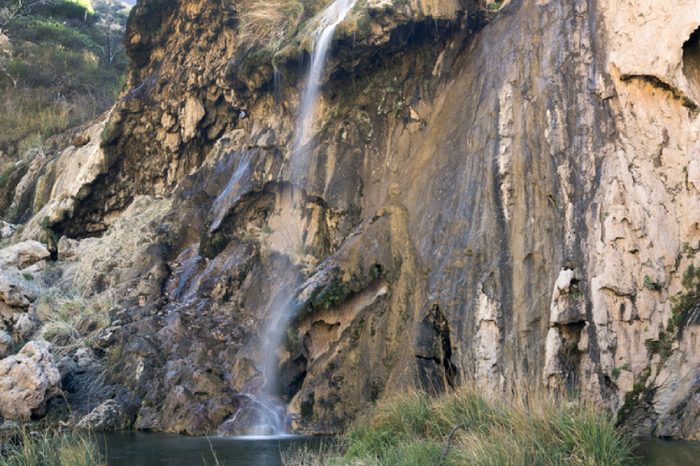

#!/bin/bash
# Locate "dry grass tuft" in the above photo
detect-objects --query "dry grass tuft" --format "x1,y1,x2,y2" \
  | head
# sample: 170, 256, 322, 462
35, 287, 112, 358
237, 0, 305, 51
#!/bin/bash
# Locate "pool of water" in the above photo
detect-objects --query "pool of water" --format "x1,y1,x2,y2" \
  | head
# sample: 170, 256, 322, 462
635, 438, 700, 466
99, 432, 324, 466
99, 432, 700, 466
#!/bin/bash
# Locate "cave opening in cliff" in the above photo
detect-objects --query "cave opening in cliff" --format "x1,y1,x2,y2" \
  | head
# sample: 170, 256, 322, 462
683, 26, 700, 92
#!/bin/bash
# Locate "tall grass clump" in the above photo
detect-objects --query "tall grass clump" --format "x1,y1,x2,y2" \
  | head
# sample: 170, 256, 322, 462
34, 286, 112, 357
237, 0, 305, 51
0, 428, 104, 466
284, 385, 636, 466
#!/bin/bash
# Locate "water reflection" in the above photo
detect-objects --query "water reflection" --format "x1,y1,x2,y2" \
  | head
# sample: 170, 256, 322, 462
100, 432, 700, 466
635, 438, 700, 466
100, 432, 321, 466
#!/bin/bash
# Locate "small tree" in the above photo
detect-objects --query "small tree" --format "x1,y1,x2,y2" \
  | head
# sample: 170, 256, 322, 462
92, 0, 128, 66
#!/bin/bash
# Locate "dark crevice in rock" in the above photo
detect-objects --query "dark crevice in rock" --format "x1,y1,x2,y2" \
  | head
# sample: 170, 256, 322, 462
683, 26, 700, 95
554, 320, 587, 393
279, 354, 308, 402
415, 304, 457, 393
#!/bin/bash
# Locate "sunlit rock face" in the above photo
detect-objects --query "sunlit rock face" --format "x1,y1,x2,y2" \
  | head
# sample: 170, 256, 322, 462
0, 341, 61, 421
2, 0, 699, 438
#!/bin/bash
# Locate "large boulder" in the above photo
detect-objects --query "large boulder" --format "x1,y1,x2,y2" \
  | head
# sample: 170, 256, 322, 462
0, 268, 36, 311
0, 341, 61, 420
0, 241, 50, 270
76, 399, 133, 431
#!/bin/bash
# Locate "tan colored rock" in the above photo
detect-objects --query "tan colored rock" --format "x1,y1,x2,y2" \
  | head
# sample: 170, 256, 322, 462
601, 0, 700, 103
474, 285, 502, 392
579, 0, 700, 434
54, 196, 172, 298
7, 0, 700, 439
181, 96, 206, 141
549, 269, 585, 325
0, 268, 36, 309
0, 241, 50, 270
0, 341, 61, 420
543, 328, 563, 389
19, 118, 110, 239
0, 33, 10, 51
57, 236, 80, 261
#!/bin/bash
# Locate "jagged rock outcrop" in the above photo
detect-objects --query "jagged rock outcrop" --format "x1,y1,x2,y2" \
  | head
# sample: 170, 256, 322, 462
0, 0, 698, 439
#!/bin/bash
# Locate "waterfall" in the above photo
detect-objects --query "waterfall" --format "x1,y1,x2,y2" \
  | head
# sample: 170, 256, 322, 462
272, 64, 282, 105
229, 0, 357, 437
290, 0, 357, 180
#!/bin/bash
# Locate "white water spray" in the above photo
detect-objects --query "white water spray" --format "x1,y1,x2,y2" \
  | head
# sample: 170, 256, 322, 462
229, 0, 357, 437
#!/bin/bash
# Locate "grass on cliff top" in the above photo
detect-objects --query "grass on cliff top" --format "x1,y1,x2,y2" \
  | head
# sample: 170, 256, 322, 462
237, 0, 305, 50
236, 0, 335, 52
0, 428, 104, 466
283, 386, 636, 466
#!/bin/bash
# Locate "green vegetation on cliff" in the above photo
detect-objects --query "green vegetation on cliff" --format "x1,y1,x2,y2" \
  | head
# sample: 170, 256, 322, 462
0, 0, 130, 157
284, 386, 636, 466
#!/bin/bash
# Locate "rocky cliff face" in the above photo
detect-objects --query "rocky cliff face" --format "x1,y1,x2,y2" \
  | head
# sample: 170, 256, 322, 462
0, 0, 698, 439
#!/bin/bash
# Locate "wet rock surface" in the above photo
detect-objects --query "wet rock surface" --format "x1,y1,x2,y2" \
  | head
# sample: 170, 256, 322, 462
0, 0, 697, 439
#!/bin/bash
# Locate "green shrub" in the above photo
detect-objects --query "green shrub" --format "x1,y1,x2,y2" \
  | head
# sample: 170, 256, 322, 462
643, 275, 662, 292
7, 16, 100, 52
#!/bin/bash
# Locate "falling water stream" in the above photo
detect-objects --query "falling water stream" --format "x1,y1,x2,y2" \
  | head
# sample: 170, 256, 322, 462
229, 0, 357, 436
291, 0, 358, 179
